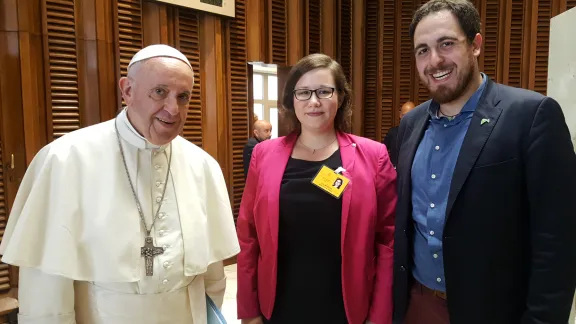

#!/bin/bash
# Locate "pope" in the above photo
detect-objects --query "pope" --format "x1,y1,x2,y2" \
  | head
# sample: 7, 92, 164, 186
0, 44, 240, 323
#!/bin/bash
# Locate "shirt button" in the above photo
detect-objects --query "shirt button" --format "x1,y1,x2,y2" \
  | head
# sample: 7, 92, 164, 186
155, 165, 161, 169
159, 230, 165, 236
431, 174, 436, 179
430, 203, 435, 208
435, 146, 440, 150
433, 253, 438, 259
163, 279, 169, 284
437, 277, 442, 282
159, 213, 167, 219
163, 244, 170, 250
443, 124, 447, 127
430, 230, 435, 236
163, 261, 170, 268
156, 197, 162, 203
156, 181, 162, 187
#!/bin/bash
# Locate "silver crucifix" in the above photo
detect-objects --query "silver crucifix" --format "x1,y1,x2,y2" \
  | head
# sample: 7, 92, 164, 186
141, 236, 164, 276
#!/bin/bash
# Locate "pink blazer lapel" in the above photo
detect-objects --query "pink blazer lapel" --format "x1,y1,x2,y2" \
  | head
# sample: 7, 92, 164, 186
267, 133, 297, 252
337, 132, 357, 250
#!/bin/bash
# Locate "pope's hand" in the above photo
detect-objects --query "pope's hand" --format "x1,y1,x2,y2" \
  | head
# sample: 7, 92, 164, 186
241, 316, 264, 324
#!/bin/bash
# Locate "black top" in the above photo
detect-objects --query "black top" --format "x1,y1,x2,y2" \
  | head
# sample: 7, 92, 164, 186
266, 149, 348, 324
243, 137, 261, 178
382, 126, 399, 167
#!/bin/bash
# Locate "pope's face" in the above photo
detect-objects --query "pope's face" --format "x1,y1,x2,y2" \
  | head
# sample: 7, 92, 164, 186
119, 57, 194, 146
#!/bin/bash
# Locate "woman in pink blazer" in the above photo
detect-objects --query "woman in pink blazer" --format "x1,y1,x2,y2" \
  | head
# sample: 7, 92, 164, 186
236, 53, 397, 324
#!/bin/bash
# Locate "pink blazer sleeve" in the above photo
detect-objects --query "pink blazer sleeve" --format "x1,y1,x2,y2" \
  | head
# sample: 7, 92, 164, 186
368, 145, 397, 324
236, 144, 262, 319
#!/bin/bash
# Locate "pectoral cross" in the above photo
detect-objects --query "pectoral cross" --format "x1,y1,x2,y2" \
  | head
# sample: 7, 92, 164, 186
141, 236, 164, 276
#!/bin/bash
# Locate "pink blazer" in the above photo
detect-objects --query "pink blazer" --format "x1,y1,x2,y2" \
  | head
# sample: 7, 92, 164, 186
236, 131, 397, 324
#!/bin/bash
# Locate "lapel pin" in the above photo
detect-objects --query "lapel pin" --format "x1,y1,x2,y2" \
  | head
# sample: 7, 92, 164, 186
481, 118, 490, 125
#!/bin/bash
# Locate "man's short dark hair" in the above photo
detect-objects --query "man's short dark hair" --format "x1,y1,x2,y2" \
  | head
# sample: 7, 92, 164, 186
410, 0, 481, 44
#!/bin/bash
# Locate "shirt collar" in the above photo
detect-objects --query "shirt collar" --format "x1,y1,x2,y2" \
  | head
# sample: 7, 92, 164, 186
428, 72, 487, 119
116, 108, 169, 151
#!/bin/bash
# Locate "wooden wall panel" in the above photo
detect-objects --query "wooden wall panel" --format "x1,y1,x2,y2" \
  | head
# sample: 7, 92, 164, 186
381, 0, 396, 133
534, 0, 552, 95
176, 8, 203, 147
270, 0, 287, 65
116, 0, 143, 79
480, 0, 502, 82
338, 0, 352, 83
306, 0, 321, 55
43, 0, 81, 139
226, 0, 249, 219
568, 0, 576, 9
503, 0, 525, 87
363, 0, 379, 140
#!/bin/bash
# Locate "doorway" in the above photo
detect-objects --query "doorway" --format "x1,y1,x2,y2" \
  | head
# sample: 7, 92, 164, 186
248, 63, 292, 138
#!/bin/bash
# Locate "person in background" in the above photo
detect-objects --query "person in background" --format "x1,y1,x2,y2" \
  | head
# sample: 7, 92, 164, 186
383, 101, 415, 168
393, 1, 576, 323
243, 119, 272, 177
236, 53, 397, 324
0, 44, 239, 323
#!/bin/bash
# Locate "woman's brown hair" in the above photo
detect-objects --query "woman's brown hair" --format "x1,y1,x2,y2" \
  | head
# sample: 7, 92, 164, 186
280, 53, 352, 133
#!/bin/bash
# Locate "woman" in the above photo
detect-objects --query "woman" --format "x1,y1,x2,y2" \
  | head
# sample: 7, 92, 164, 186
236, 54, 396, 324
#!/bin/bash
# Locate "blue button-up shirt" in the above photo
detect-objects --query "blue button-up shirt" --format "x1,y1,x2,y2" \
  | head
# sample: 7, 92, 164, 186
411, 73, 487, 292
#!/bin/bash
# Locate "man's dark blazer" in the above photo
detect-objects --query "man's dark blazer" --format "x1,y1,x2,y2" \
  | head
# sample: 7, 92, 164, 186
383, 126, 399, 167
243, 137, 260, 178
393, 77, 576, 324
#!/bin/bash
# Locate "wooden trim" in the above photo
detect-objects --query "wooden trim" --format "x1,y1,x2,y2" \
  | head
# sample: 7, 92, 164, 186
77, 0, 102, 127
321, 0, 337, 58
287, 0, 304, 65
246, 0, 267, 62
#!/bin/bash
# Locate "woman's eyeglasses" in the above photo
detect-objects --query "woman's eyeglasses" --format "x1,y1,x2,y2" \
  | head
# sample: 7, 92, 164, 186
293, 87, 336, 101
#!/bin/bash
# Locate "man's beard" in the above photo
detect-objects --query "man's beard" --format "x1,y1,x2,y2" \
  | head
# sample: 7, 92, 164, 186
424, 57, 476, 104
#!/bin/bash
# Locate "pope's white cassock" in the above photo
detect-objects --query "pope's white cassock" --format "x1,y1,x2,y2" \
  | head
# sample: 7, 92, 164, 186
0, 106, 240, 323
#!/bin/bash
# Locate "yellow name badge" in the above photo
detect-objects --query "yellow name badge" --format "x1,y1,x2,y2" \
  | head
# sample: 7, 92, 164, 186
311, 165, 350, 199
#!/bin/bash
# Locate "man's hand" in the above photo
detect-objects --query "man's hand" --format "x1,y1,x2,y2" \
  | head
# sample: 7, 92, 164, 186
241, 316, 264, 324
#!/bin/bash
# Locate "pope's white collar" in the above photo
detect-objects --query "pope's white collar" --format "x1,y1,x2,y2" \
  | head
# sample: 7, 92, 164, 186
116, 108, 170, 151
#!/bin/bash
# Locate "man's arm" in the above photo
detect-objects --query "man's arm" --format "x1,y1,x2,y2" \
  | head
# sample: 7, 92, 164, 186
522, 97, 576, 324
18, 267, 76, 324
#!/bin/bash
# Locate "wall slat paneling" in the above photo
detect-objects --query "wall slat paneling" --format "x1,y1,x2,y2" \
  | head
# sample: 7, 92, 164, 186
398, 1, 414, 109
363, 0, 378, 140
271, 0, 287, 66
482, 0, 501, 81
307, 0, 321, 54
381, 0, 395, 133
338, 0, 352, 83
415, 0, 430, 105
227, 0, 249, 219
506, 0, 525, 87
44, 0, 81, 139
0, 143, 9, 293
534, 0, 552, 95
177, 9, 203, 147
116, 0, 143, 78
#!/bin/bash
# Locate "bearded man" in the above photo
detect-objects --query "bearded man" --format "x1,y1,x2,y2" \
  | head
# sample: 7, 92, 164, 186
392, 1, 576, 324
0, 44, 240, 323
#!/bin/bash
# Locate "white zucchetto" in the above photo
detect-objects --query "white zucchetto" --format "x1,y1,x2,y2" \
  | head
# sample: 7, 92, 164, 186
128, 44, 192, 70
